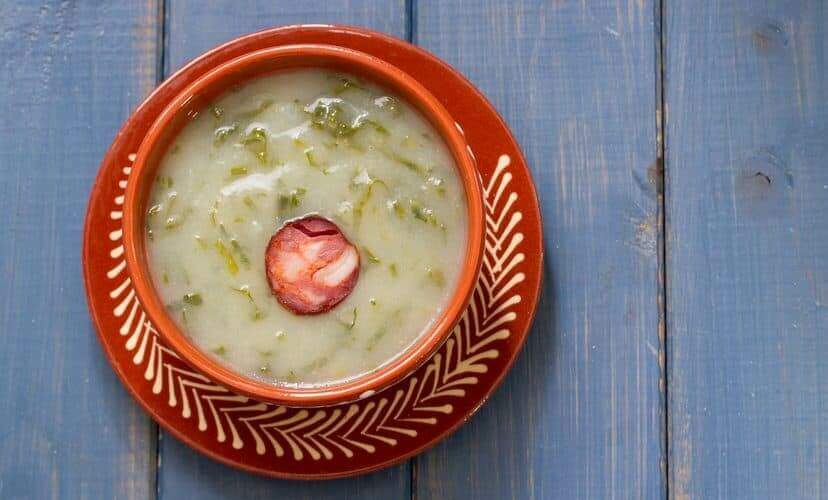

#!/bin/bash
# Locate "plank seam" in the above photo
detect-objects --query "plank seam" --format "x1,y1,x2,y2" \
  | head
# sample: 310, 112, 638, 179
154, 0, 169, 498
407, 3, 418, 498
654, 0, 669, 498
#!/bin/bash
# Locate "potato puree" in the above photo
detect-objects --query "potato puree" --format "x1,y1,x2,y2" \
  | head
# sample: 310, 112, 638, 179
145, 69, 467, 386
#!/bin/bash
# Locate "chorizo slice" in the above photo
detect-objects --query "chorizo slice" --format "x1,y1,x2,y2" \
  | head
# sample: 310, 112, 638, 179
264, 216, 360, 315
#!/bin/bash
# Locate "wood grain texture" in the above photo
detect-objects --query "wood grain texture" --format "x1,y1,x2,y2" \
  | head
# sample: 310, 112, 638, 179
157, 2, 410, 498
164, 0, 408, 74
415, 1, 665, 499
0, 1, 159, 499
665, 1, 828, 499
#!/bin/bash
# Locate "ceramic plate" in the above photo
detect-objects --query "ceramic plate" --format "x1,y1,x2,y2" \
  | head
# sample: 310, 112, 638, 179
83, 25, 543, 479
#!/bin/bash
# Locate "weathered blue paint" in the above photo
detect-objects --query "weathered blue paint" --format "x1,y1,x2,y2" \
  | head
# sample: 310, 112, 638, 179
0, 1, 159, 498
6, 0, 827, 497
665, 1, 828, 499
414, 1, 666, 499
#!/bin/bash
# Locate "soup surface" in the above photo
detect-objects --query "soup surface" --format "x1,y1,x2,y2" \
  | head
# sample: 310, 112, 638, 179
146, 69, 468, 386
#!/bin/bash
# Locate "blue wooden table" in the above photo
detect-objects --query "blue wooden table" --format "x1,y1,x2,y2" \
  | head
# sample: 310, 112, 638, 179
1, 1, 825, 498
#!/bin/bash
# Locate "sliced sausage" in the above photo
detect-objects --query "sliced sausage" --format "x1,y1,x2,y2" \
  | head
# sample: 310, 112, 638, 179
264, 215, 360, 315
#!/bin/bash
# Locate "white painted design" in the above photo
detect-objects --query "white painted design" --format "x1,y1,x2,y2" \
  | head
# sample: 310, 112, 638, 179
102, 152, 524, 460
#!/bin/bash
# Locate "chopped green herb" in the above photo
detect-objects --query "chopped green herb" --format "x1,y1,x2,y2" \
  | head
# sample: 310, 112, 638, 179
211, 345, 227, 356
349, 171, 388, 223
157, 176, 174, 188
369, 298, 377, 306
363, 247, 380, 264
306, 99, 363, 137
243, 196, 255, 208
389, 263, 398, 277
211, 106, 224, 119
332, 76, 366, 95
259, 365, 271, 374
162, 271, 169, 284
275, 330, 286, 340
388, 199, 406, 218
410, 199, 444, 229
231, 285, 262, 320
277, 188, 306, 211
257, 350, 273, 357
241, 126, 268, 164
426, 175, 446, 195
364, 119, 389, 135
147, 204, 162, 217
286, 370, 298, 382
231, 285, 253, 300
229, 165, 248, 176
304, 148, 320, 167
183, 293, 202, 306
215, 239, 239, 275
384, 150, 430, 176
213, 123, 238, 145
374, 95, 401, 115
339, 307, 358, 330
230, 239, 250, 267
164, 215, 180, 230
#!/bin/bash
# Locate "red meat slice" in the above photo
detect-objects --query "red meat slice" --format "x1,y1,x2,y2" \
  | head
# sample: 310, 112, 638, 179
265, 215, 360, 315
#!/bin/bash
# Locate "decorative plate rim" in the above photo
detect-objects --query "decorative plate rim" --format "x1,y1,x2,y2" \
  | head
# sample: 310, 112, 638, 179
83, 24, 543, 479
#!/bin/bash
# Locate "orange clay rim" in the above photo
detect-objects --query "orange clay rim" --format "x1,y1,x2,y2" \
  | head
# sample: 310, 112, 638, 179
122, 44, 484, 407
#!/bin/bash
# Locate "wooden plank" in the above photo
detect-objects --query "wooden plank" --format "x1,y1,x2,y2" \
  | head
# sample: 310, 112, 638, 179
164, 0, 407, 73
665, 1, 828, 498
157, 2, 410, 497
0, 1, 159, 499
415, 1, 665, 499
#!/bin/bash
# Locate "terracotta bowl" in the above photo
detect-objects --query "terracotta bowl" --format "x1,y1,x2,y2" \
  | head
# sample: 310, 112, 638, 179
122, 44, 484, 407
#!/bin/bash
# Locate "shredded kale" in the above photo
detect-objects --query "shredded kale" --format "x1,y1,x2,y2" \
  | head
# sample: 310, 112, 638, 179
305, 98, 365, 137
215, 239, 239, 275
332, 76, 366, 95
229, 165, 248, 176
277, 188, 307, 211
183, 293, 202, 306
241, 126, 268, 163
213, 123, 238, 146
373, 95, 401, 115
363, 247, 380, 264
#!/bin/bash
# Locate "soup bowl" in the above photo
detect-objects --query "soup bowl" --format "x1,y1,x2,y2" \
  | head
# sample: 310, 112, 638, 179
123, 44, 484, 407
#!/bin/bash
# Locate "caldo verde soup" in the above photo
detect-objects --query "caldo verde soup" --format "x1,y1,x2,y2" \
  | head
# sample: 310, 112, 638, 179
145, 69, 468, 386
